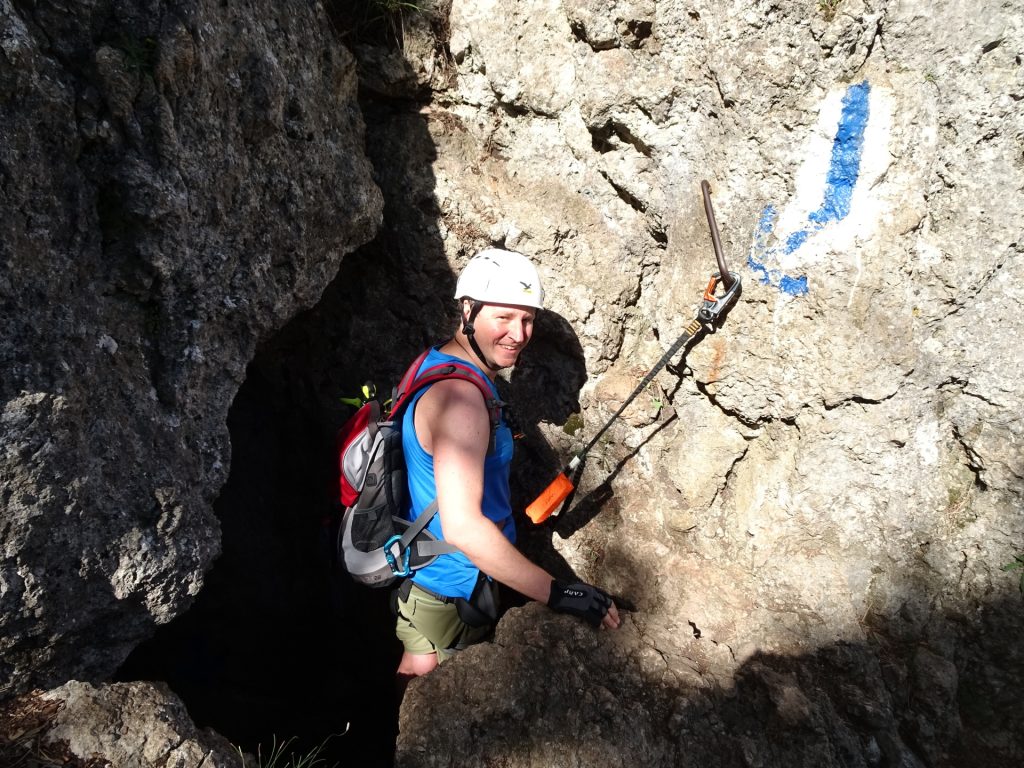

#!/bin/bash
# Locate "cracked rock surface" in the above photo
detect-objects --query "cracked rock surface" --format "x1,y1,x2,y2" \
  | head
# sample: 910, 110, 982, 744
1, 0, 1022, 764
0, 0, 381, 693
390, 0, 1023, 764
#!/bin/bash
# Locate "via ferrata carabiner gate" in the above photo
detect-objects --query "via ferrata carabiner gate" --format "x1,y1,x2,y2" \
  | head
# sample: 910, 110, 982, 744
698, 271, 742, 331
525, 179, 742, 524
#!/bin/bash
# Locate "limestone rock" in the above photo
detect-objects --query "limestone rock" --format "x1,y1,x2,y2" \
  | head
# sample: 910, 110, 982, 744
396, 604, 929, 768
35, 681, 243, 768
2, 0, 1023, 764
0, 0, 382, 693
390, 0, 1024, 763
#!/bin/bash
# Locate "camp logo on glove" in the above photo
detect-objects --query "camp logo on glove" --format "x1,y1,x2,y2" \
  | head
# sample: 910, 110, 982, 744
547, 579, 612, 627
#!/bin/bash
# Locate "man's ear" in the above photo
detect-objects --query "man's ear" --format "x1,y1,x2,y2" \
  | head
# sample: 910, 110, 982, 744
460, 299, 480, 334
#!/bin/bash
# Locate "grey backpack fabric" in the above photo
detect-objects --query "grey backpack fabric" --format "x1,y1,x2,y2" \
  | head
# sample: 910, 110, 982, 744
336, 349, 502, 588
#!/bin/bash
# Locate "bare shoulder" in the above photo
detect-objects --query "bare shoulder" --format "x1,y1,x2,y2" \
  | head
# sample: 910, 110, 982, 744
417, 377, 490, 422
415, 378, 491, 452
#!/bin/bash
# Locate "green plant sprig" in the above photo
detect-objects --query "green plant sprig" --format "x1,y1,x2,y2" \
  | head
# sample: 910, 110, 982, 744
818, 0, 841, 21
1001, 553, 1024, 595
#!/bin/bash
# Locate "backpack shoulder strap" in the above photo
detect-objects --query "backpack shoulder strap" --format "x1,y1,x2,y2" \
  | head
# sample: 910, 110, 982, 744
389, 348, 433, 414
389, 352, 504, 437
389, 351, 507, 568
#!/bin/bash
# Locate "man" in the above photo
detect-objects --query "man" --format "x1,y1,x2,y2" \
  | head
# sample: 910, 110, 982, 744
395, 248, 621, 683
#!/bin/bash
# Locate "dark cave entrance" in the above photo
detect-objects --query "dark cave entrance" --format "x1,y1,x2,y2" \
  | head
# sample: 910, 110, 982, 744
115, 240, 437, 767
114, 17, 590, 756
113, 229, 588, 767
114, 17, 464, 761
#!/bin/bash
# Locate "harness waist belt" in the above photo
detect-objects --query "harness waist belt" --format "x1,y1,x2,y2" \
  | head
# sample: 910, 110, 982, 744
403, 579, 458, 604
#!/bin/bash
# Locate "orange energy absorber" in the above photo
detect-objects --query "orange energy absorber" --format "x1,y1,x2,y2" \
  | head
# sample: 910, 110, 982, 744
525, 473, 575, 524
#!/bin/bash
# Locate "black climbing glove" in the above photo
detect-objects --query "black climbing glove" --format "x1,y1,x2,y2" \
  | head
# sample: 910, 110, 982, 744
547, 579, 613, 627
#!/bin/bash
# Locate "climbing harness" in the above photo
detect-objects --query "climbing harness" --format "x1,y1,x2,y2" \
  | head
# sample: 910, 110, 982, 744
525, 180, 742, 524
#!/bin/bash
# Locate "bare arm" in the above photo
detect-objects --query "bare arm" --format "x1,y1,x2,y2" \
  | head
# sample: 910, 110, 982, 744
416, 377, 620, 629
415, 378, 555, 603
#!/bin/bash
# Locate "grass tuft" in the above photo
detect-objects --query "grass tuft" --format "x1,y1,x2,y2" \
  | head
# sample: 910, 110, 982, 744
238, 732, 347, 768
818, 0, 841, 21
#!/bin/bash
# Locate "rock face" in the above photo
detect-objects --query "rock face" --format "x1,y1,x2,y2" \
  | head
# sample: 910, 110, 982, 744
2, 0, 1023, 765
0, 0, 381, 693
386, 0, 1023, 764
401, 606, 923, 768
1, 681, 243, 768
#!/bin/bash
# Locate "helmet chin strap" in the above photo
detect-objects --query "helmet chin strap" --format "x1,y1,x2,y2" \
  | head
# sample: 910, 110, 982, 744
460, 300, 492, 372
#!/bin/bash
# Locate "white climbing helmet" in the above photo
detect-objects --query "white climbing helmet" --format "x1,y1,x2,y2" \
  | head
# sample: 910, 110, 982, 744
454, 248, 545, 310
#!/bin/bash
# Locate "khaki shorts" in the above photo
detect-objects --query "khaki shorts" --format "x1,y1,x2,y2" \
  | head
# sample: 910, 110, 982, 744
395, 582, 492, 663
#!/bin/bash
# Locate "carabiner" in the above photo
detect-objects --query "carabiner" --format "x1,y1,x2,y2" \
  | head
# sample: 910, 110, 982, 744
697, 271, 742, 331
383, 534, 412, 578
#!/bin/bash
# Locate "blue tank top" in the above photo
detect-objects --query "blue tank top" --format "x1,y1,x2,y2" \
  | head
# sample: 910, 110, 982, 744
402, 346, 516, 599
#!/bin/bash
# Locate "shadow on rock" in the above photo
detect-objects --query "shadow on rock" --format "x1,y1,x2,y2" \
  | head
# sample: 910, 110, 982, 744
397, 592, 1024, 767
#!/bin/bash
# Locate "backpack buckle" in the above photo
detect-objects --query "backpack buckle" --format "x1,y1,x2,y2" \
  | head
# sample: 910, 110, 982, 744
383, 534, 412, 577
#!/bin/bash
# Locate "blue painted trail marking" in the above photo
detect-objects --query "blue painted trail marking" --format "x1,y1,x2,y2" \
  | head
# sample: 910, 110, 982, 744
748, 80, 872, 296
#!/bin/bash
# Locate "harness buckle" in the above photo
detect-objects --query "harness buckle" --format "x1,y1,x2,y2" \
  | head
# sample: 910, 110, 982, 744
383, 534, 412, 577
697, 272, 742, 332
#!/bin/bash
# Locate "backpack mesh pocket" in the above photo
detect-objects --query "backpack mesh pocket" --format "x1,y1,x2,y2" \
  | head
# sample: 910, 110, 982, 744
345, 503, 397, 554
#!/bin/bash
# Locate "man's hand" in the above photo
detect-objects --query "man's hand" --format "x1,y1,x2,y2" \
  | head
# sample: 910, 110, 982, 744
547, 579, 621, 629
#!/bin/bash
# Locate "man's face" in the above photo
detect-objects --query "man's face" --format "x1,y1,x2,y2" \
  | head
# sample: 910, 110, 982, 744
464, 301, 536, 371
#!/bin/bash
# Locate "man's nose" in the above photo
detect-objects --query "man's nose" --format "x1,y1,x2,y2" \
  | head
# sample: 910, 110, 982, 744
507, 320, 525, 342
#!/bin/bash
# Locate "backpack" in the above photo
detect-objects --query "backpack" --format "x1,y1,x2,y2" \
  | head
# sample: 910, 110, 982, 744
336, 347, 503, 588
